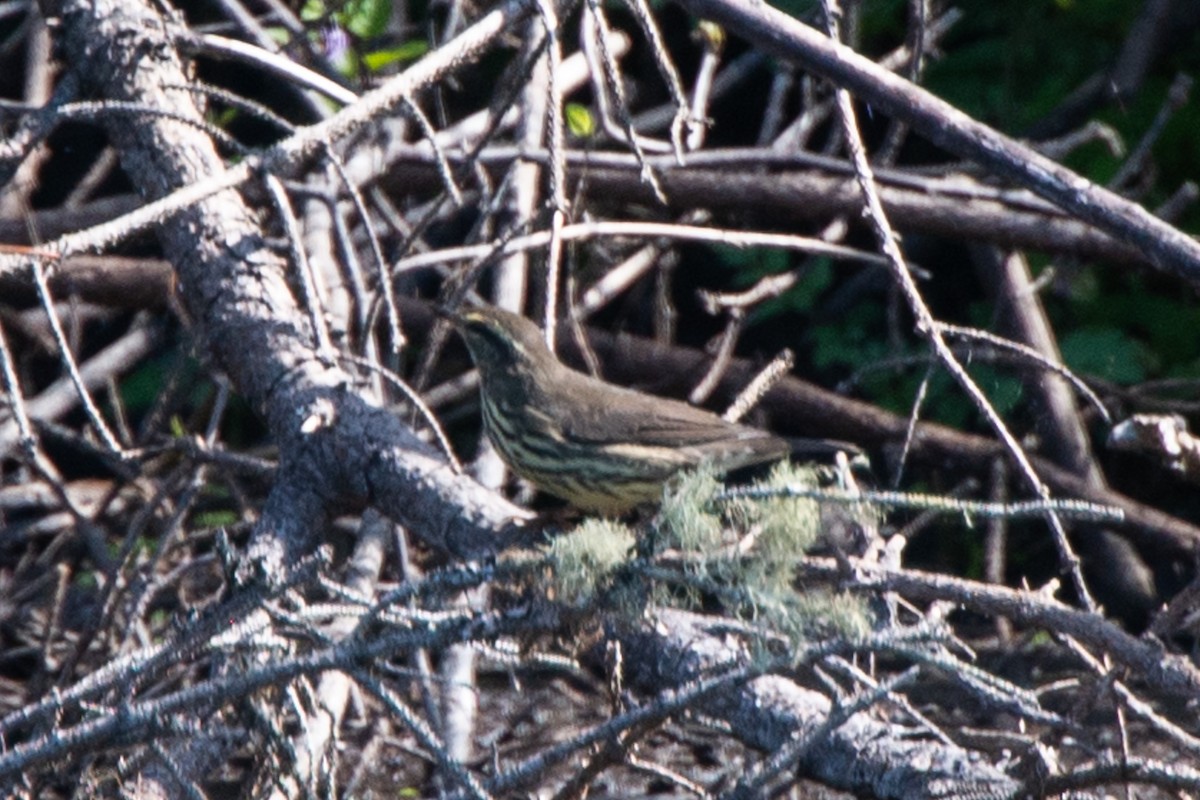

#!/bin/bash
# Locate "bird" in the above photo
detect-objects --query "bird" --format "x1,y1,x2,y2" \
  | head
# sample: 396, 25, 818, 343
450, 304, 828, 515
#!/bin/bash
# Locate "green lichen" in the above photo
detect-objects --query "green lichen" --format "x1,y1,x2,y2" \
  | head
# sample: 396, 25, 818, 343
547, 518, 636, 607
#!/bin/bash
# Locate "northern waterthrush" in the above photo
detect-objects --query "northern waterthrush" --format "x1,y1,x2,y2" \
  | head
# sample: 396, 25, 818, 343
451, 305, 800, 514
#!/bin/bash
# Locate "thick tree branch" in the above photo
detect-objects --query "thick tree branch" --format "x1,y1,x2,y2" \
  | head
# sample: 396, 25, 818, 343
53, 0, 532, 573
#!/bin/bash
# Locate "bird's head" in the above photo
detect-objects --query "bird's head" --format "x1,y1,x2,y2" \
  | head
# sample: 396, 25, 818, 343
450, 306, 556, 387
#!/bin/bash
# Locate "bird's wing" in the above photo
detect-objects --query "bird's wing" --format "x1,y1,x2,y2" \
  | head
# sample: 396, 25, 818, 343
555, 375, 776, 449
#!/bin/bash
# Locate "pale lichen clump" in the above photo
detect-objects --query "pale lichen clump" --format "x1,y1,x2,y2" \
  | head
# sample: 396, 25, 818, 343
655, 462, 871, 646
656, 463, 726, 553
546, 518, 637, 607
725, 461, 822, 585
541, 461, 872, 646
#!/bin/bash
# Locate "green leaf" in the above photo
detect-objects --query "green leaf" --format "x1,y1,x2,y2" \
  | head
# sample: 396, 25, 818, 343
967, 364, 1024, 417
362, 40, 429, 71
193, 510, 240, 529
337, 0, 391, 38
1060, 326, 1151, 384
121, 356, 172, 416
810, 302, 886, 371
264, 26, 291, 46
300, 0, 326, 22
565, 103, 596, 138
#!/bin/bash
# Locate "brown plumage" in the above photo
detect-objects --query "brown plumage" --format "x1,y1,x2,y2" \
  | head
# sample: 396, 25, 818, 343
452, 306, 792, 514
